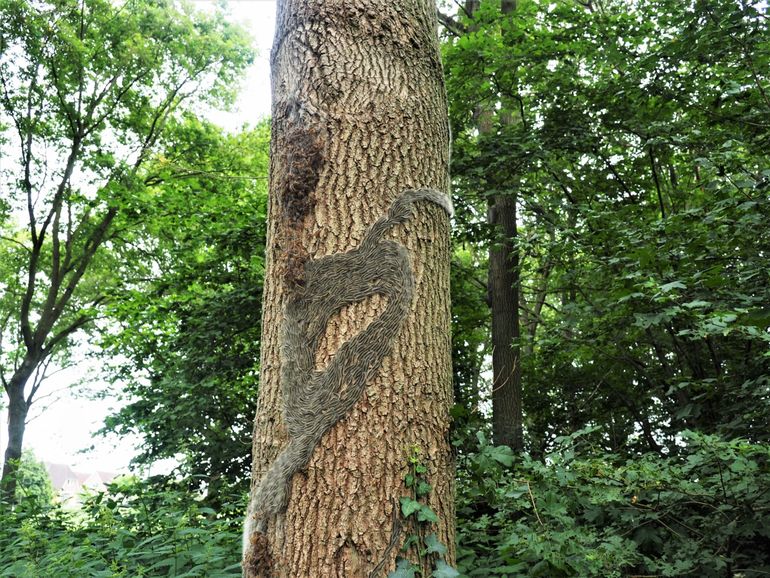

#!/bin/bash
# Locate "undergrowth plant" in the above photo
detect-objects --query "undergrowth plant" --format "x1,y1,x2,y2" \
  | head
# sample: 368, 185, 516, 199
0, 477, 244, 578
389, 445, 459, 578
455, 429, 770, 577
3, 432, 768, 577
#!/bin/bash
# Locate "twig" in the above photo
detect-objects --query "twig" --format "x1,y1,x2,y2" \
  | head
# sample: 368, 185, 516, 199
515, 478, 544, 528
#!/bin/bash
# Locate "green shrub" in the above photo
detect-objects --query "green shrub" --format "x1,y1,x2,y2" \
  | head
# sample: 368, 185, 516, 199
456, 429, 770, 577
0, 477, 244, 578
4, 432, 769, 577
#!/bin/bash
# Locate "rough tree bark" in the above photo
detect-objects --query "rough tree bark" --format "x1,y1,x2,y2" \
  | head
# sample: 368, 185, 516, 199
489, 0, 523, 453
243, 1, 454, 576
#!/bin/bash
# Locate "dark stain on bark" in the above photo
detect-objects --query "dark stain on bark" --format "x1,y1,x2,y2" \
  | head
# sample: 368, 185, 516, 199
244, 531, 273, 578
273, 103, 325, 289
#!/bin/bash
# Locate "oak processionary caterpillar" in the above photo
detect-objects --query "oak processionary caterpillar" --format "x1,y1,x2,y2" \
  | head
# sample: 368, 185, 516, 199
243, 189, 453, 560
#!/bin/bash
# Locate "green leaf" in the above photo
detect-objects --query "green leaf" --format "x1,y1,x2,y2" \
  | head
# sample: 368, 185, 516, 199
531, 560, 552, 576
388, 558, 417, 578
432, 560, 460, 578
416, 481, 433, 497
660, 281, 686, 292
417, 505, 439, 523
400, 497, 422, 518
424, 533, 448, 556
488, 445, 514, 467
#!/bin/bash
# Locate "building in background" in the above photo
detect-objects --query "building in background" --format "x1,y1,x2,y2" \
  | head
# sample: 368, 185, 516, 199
44, 462, 117, 504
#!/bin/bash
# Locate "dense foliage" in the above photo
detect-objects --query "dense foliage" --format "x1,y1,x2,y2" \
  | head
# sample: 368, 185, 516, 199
442, 0, 770, 575
97, 118, 270, 503
443, 0, 770, 454
8, 452, 54, 510
0, 477, 243, 577
456, 429, 770, 577
0, 0, 253, 497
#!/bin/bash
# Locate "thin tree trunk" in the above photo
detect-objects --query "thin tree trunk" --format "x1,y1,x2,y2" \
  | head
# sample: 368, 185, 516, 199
489, 192, 522, 451
243, 1, 454, 576
478, 0, 523, 451
1, 360, 36, 502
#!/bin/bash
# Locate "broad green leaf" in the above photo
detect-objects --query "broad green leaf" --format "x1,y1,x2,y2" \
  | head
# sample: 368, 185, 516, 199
424, 533, 448, 556
660, 281, 686, 292
400, 497, 422, 518
417, 505, 440, 523
388, 558, 417, 578
432, 560, 460, 578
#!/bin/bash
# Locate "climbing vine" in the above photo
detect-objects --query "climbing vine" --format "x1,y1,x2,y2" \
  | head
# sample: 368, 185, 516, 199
388, 446, 458, 578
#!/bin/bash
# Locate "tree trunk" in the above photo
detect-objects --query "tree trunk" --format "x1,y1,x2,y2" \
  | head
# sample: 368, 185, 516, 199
1, 361, 36, 503
479, 0, 523, 452
243, 1, 454, 576
489, 193, 522, 451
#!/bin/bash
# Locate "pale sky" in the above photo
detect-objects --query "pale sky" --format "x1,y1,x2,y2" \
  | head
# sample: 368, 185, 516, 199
201, 0, 276, 130
4, 1, 276, 475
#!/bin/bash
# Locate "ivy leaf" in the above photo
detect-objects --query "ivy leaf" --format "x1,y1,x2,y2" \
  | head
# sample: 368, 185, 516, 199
417, 504, 439, 523
400, 497, 422, 518
388, 558, 417, 578
416, 481, 432, 497
431, 560, 460, 578
424, 533, 448, 556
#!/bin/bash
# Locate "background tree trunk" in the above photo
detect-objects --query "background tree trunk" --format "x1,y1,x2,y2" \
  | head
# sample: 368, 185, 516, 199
466, 0, 524, 451
244, 1, 454, 576
489, 191, 522, 451
490, 0, 523, 452
0, 363, 35, 501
